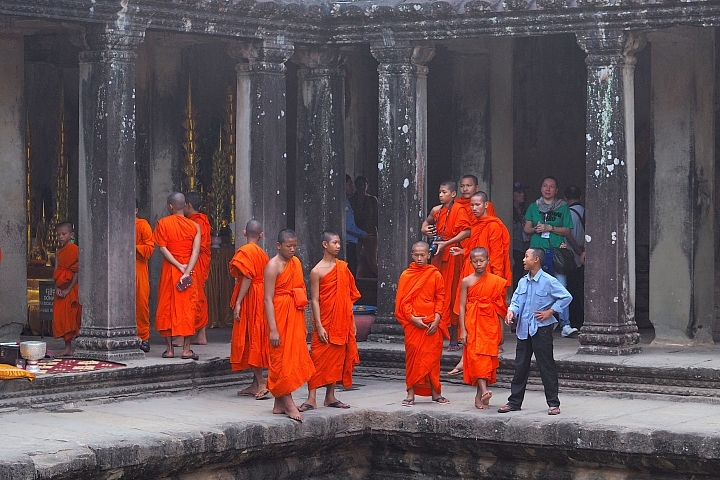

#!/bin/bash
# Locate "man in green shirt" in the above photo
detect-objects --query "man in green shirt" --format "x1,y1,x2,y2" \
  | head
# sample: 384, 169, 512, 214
523, 176, 577, 338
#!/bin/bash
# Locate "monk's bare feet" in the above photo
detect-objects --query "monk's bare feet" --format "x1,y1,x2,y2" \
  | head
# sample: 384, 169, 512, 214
58, 348, 73, 357
482, 391, 492, 406
272, 398, 285, 415
272, 396, 304, 422
237, 385, 260, 396
475, 391, 492, 409
193, 327, 208, 345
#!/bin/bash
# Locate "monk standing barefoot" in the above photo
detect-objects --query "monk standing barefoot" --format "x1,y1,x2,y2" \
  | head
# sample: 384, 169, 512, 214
53, 223, 82, 357
458, 248, 507, 410
153, 192, 202, 360
395, 242, 448, 406
264, 229, 315, 422
184, 192, 211, 346
448, 191, 511, 374
299, 231, 360, 412
420, 181, 471, 352
230, 220, 270, 398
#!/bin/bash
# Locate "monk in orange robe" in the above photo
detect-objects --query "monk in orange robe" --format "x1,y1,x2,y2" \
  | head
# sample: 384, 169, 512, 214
136, 206, 154, 353
230, 219, 271, 399
264, 229, 315, 422
459, 247, 507, 409
153, 192, 201, 360
421, 180, 471, 351
53, 223, 81, 357
184, 192, 211, 345
448, 191, 511, 375
395, 241, 448, 406
298, 231, 361, 412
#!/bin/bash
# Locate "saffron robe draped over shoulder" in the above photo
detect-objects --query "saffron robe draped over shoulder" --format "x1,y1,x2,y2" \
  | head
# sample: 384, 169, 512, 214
188, 212, 212, 332
455, 215, 511, 315
308, 260, 361, 390
395, 263, 446, 397
431, 202, 471, 326
267, 256, 315, 397
462, 273, 507, 386
135, 217, 154, 341
53, 243, 81, 341
153, 215, 198, 338
229, 242, 270, 371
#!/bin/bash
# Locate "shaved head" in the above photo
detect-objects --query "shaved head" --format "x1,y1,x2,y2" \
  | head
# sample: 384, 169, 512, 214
461, 174, 478, 185
56, 222, 74, 233
185, 192, 202, 211
321, 230, 340, 243
245, 219, 262, 238
167, 192, 185, 210
440, 180, 457, 194
412, 241, 430, 252
471, 191, 488, 202
277, 228, 297, 244
470, 247, 488, 258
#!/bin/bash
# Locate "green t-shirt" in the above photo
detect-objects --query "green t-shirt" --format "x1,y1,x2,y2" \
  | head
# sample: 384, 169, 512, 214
525, 201, 574, 249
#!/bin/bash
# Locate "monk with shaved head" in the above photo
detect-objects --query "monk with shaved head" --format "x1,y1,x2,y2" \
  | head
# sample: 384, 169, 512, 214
53, 222, 82, 356
264, 229, 315, 422
298, 230, 361, 412
153, 192, 202, 360
421, 180, 472, 352
395, 241, 448, 406
230, 219, 271, 399
183, 192, 212, 346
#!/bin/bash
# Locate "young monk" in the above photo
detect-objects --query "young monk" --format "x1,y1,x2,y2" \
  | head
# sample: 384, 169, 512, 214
458, 248, 507, 409
53, 222, 81, 357
230, 219, 271, 399
395, 241, 449, 406
448, 191, 511, 375
153, 192, 201, 360
298, 231, 361, 412
136, 203, 154, 353
421, 180, 471, 351
183, 192, 211, 346
264, 229, 316, 422
458, 174, 496, 218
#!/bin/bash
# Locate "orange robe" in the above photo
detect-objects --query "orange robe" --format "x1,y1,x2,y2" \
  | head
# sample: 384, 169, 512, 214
395, 263, 446, 397
308, 261, 361, 390
229, 242, 270, 371
267, 256, 315, 397
188, 212, 211, 332
135, 217, 154, 341
53, 243, 81, 341
431, 202, 471, 327
462, 273, 507, 386
153, 215, 198, 338
454, 215, 511, 316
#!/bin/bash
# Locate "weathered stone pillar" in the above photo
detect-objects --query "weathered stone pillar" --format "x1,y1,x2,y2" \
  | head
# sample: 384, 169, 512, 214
0, 30, 27, 340
229, 40, 294, 253
293, 46, 346, 276
575, 29, 643, 355
648, 27, 715, 345
368, 41, 435, 341
75, 26, 145, 360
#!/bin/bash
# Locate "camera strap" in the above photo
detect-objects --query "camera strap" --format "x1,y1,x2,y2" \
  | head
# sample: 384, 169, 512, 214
436, 200, 454, 240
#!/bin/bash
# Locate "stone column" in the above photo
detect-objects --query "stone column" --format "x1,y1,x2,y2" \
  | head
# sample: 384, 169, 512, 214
575, 29, 643, 355
369, 42, 435, 341
648, 27, 715, 345
229, 40, 294, 253
75, 27, 145, 360
293, 46, 346, 276
0, 31, 26, 340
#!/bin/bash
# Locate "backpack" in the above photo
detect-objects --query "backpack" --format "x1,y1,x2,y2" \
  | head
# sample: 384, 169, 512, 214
569, 206, 585, 229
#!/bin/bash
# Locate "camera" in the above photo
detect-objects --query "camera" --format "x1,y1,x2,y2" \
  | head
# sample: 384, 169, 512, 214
428, 236, 442, 260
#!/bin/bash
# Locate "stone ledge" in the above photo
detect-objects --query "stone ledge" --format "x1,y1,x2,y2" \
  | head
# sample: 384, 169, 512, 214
3, 408, 720, 479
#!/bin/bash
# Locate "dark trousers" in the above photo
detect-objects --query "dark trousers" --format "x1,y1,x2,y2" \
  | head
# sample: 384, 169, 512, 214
507, 325, 560, 408
346, 242, 358, 277
567, 265, 585, 329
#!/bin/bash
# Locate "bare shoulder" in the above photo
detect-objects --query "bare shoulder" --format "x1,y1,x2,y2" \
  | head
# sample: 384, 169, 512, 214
265, 256, 283, 277
430, 204, 442, 215
311, 260, 335, 280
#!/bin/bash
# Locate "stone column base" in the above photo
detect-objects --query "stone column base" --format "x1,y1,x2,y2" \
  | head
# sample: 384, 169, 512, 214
368, 315, 404, 343
577, 325, 642, 356
75, 327, 145, 361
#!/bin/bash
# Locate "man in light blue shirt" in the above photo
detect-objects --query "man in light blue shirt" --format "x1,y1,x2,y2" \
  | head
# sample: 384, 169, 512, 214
498, 247, 572, 416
